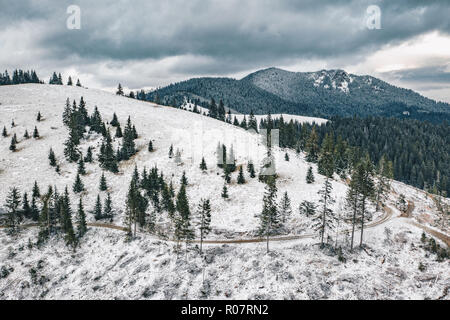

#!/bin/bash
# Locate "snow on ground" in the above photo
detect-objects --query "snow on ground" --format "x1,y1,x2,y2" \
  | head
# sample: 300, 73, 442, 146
0, 84, 448, 300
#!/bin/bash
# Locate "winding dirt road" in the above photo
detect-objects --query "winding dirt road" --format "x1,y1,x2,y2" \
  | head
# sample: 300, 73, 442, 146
0, 208, 394, 245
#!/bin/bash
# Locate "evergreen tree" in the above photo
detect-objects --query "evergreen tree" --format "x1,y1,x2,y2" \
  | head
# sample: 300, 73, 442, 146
120, 117, 136, 160
36, 111, 42, 122
2, 126, 7, 137
76, 79, 81, 87
33, 126, 39, 138
248, 110, 258, 133
99, 129, 118, 173
63, 98, 72, 126
318, 133, 335, 177
346, 166, 360, 251
279, 191, 292, 223
116, 83, 124, 95
9, 137, 16, 151
5, 187, 21, 234
200, 157, 207, 171
103, 193, 113, 220
77, 157, 86, 175
67, 76, 73, 86
221, 183, 229, 199
99, 172, 108, 191
299, 200, 317, 217
248, 161, 256, 178
208, 98, 218, 119
306, 166, 315, 184
23, 129, 29, 139
175, 184, 194, 255
285, 153, 290, 161
374, 155, 393, 211
313, 177, 336, 247
62, 201, 77, 249
237, 166, 246, 184
148, 140, 154, 152
84, 146, 93, 163
257, 177, 279, 253
180, 171, 188, 186
38, 196, 50, 243
48, 148, 57, 167
161, 183, 175, 217
305, 126, 319, 162
110, 113, 119, 127
76, 197, 87, 238
93, 194, 103, 220
196, 198, 212, 254
240, 115, 248, 130
73, 174, 85, 193
358, 154, 375, 247
64, 130, 80, 162
168, 144, 174, 158
32, 181, 40, 199
22, 192, 32, 219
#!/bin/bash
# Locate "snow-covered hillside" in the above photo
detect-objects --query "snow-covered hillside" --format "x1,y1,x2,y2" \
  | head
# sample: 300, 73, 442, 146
0, 84, 448, 300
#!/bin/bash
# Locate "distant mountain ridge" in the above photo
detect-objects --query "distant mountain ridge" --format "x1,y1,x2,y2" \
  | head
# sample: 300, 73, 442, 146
146, 67, 450, 120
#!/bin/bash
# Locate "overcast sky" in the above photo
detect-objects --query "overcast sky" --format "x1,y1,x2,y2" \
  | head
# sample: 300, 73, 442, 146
1, 0, 449, 102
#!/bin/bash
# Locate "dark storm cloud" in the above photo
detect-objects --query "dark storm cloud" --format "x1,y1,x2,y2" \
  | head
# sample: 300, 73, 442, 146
0, 0, 449, 93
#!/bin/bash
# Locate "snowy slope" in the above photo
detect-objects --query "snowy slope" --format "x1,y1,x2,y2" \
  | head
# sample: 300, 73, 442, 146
0, 84, 448, 300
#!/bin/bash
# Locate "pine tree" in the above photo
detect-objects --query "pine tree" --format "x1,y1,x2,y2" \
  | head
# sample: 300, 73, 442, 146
175, 184, 194, 256
116, 83, 124, 95
2, 126, 7, 137
168, 144, 174, 158
76, 197, 87, 238
374, 155, 393, 211
285, 153, 289, 161
318, 133, 335, 177
9, 136, 16, 151
64, 131, 80, 162
306, 166, 315, 184
115, 123, 123, 138
237, 166, 246, 184
305, 126, 319, 163
67, 76, 73, 86
299, 200, 317, 217
84, 146, 93, 163
76, 79, 81, 87
48, 148, 57, 166
99, 172, 108, 191
93, 194, 103, 220
196, 198, 212, 254
99, 129, 118, 173
248, 110, 258, 133
240, 115, 248, 130
313, 178, 336, 247
77, 157, 86, 175
358, 154, 375, 247
279, 191, 292, 223
162, 183, 175, 217
33, 127, 39, 139
248, 161, 256, 178
62, 202, 77, 249
36, 111, 42, 122
32, 181, 40, 199
110, 113, 119, 127
5, 187, 21, 234
73, 174, 85, 193
63, 98, 72, 126
257, 177, 279, 253
200, 157, 207, 171
23, 129, 29, 139
22, 192, 32, 219
103, 193, 113, 220
148, 140, 154, 152
120, 117, 136, 160
346, 166, 360, 251
11, 119, 15, 127
180, 171, 188, 186
397, 194, 407, 213
221, 183, 229, 199
38, 196, 50, 243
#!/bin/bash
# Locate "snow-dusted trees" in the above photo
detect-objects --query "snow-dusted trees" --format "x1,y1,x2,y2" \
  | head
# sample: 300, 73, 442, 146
306, 166, 315, 184
305, 125, 319, 163
196, 198, 212, 254
374, 155, 393, 211
99, 172, 108, 191
73, 174, 85, 194
200, 157, 207, 171
279, 191, 292, 223
237, 166, 246, 184
120, 116, 137, 161
116, 83, 124, 96
5, 187, 21, 234
76, 197, 87, 238
174, 183, 194, 254
48, 148, 57, 167
299, 200, 317, 217
257, 176, 280, 253
99, 129, 118, 173
125, 176, 148, 237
